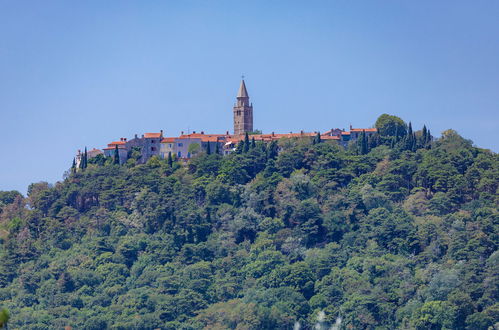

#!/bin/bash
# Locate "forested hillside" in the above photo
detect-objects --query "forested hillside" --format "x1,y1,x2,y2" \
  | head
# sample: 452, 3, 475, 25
0, 115, 497, 329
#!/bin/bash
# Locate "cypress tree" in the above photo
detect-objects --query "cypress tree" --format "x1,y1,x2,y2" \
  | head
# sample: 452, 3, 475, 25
215, 142, 220, 155
243, 132, 250, 153
421, 125, 428, 147
236, 140, 244, 154
358, 130, 368, 155
251, 137, 256, 149
316, 132, 321, 144
206, 142, 211, 155
114, 145, 120, 165
404, 123, 414, 151
71, 158, 76, 174
167, 152, 173, 167
267, 140, 279, 159
79, 150, 84, 170
363, 131, 368, 154
83, 147, 88, 169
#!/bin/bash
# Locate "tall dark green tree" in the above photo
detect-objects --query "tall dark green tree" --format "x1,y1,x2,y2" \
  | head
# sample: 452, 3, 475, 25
267, 140, 279, 159
83, 147, 88, 169
421, 125, 428, 147
215, 142, 220, 155
243, 132, 250, 153
71, 158, 76, 174
114, 145, 120, 165
358, 130, 368, 155
168, 152, 173, 167
206, 142, 211, 155
251, 137, 256, 149
236, 140, 244, 154
426, 129, 432, 148
315, 132, 321, 144
78, 150, 85, 170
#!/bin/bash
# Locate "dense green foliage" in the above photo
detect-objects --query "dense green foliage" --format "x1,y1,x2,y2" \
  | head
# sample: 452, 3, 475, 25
0, 118, 497, 329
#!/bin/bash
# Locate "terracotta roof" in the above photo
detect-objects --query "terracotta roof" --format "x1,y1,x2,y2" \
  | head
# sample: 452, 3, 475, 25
161, 137, 175, 143
180, 133, 225, 138
108, 141, 126, 146
201, 136, 221, 142
103, 146, 126, 150
341, 132, 351, 135
323, 128, 345, 136
144, 133, 162, 138
350, 128, 377, 132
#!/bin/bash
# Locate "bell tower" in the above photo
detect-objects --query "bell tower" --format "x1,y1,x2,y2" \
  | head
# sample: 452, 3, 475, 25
233, 79, 253, 135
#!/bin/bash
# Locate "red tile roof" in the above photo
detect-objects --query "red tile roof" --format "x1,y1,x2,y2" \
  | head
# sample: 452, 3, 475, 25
320, 135, 340, 140
107, 141, 126, 147
144, 133, 162, 138
201, 136, 221, 142
161, 137, 175, 143
103, 146, 126, 150
350, 128, 377, 132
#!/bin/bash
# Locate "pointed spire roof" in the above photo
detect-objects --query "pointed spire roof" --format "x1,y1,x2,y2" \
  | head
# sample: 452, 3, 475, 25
237, 79, 249, 98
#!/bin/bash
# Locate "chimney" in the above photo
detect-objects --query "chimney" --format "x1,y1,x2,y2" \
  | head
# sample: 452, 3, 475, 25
181, 131, 184, 135
193, 130, 196, 134
226, 131, 229, 135
124, 138, 127, 142
141, 134, 144, 138
135, 134, 138, 139
160, 130, 163, 137
272, 132, 275, 137
300, 130, 304, 136
349, 124, 352, 130
201, 131, 204, 134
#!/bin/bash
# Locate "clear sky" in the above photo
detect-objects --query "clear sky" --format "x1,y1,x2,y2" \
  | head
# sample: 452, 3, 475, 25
1, 1, 498, 194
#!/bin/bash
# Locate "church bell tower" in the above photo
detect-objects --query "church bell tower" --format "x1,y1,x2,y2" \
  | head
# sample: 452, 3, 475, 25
233, 79, 253, 135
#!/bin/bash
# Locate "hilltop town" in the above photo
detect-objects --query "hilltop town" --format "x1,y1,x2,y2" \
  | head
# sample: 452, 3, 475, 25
76, 80, 376, 166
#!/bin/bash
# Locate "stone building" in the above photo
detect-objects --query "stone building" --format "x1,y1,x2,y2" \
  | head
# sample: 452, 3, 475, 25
233, 79, 253, 135
103, 139, 128, 164
126, 131, 163, 162
160, 137, 175, 159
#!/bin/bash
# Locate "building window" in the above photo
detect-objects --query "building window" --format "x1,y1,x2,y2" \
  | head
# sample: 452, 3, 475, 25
151, 147, 156, 151
177, 151, 181, 157
178, 143, 183, 147
151, 140, 154, 143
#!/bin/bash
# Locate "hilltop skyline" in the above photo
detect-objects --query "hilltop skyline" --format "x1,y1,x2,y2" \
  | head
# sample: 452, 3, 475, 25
1, 1, 498, 193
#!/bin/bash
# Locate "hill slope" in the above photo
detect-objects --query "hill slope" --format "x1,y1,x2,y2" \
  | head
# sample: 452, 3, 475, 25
0, 120, 498, 329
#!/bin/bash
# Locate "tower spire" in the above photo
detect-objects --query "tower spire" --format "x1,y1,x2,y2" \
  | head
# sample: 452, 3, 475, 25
237, 79, 249, 98
233, 78, 253, 135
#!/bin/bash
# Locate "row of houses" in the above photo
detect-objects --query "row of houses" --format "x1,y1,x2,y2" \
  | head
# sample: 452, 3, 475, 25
76, 126, 377, 166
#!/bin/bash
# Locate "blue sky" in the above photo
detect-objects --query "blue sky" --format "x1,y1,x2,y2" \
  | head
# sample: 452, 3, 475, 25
1, 1, 498, 194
